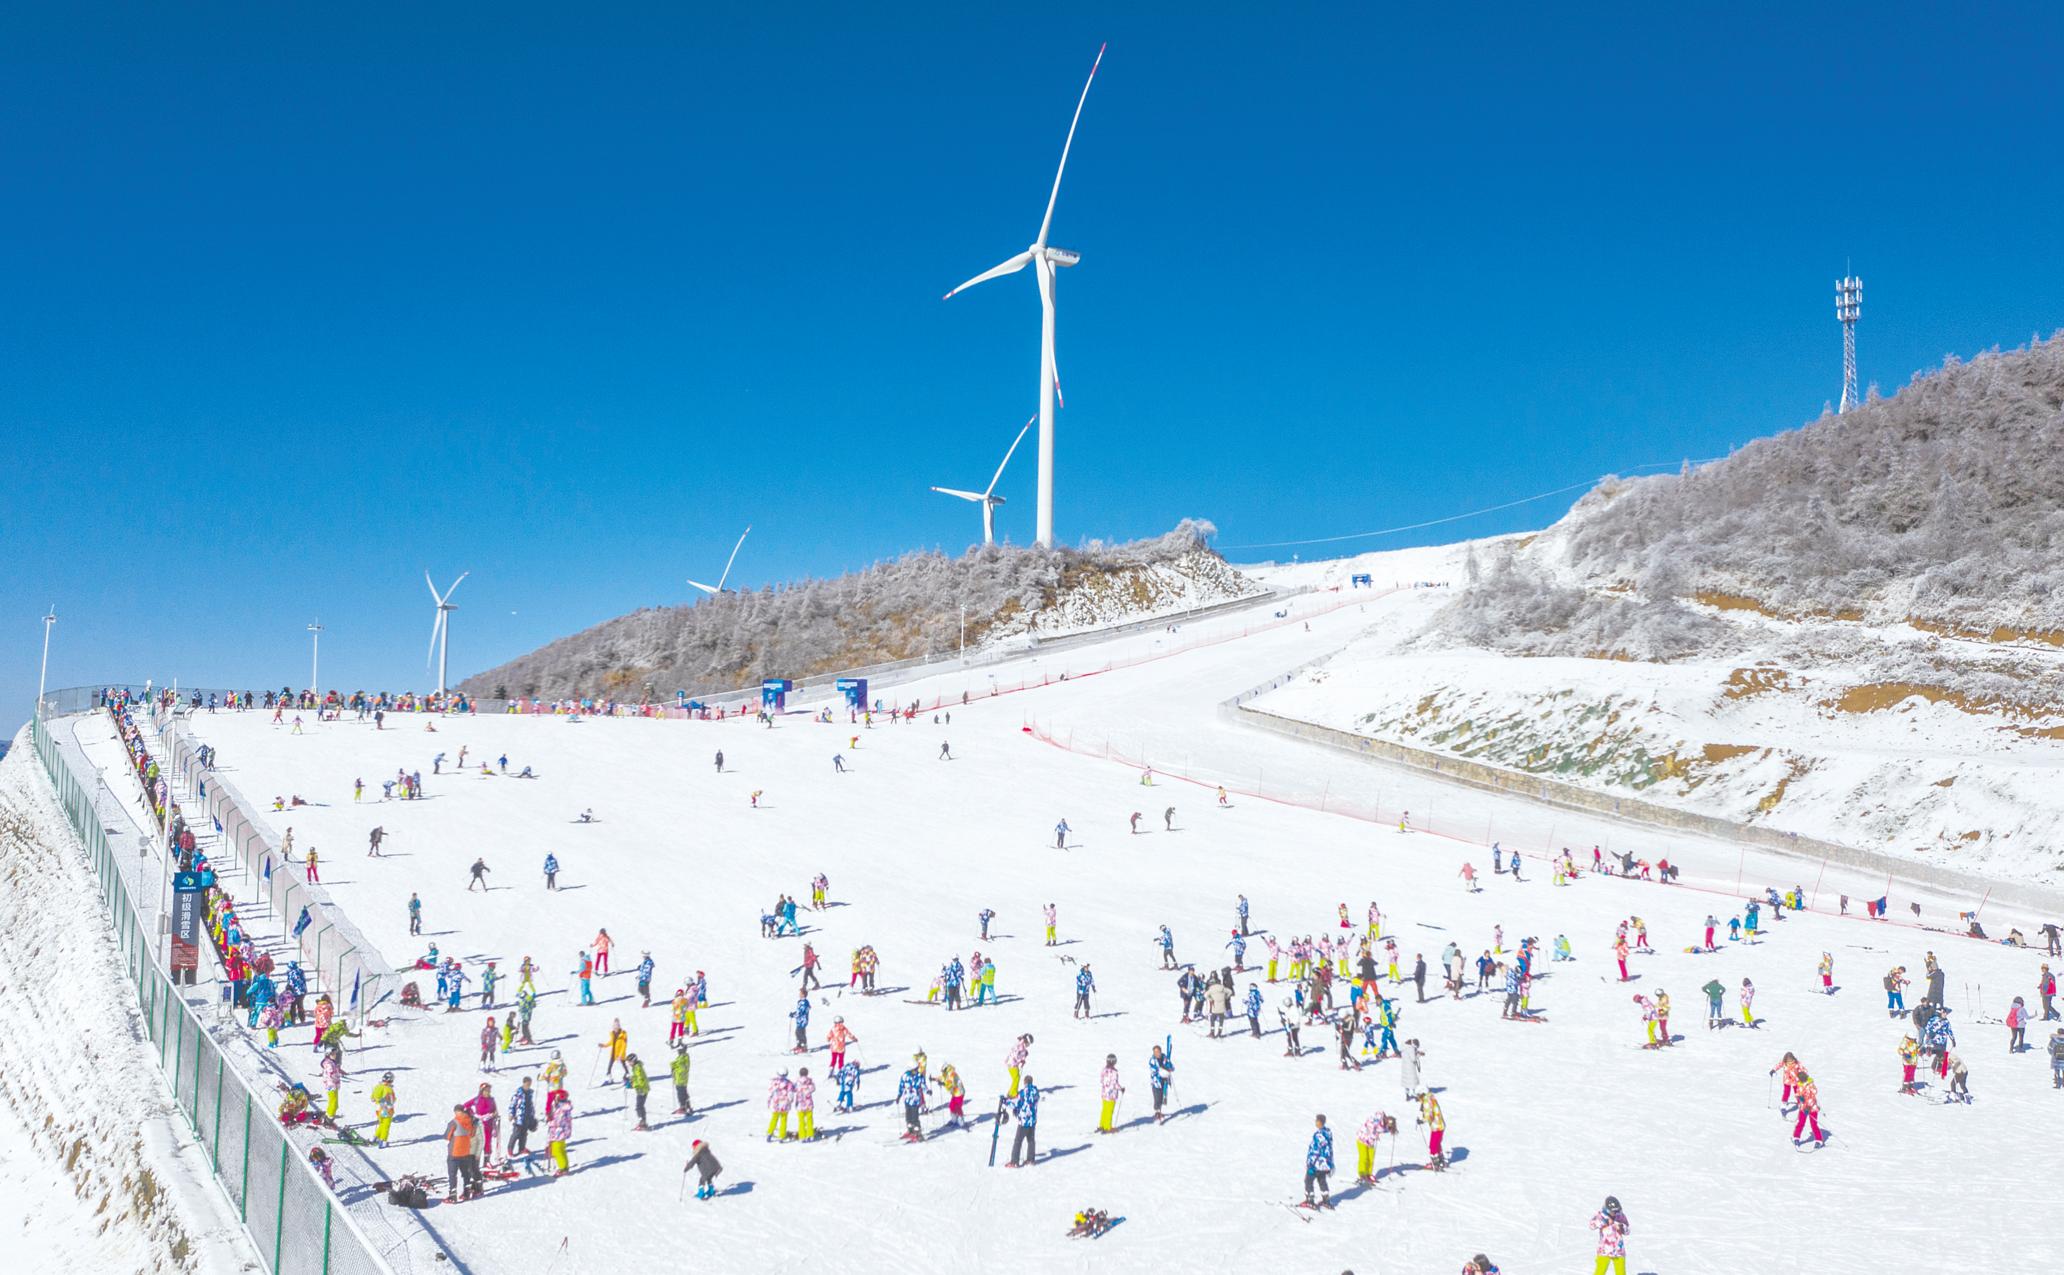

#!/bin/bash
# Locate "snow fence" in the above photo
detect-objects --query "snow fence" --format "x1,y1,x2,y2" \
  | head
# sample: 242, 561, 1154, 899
29, 713, 399, 1275
154, 707, 397, 1023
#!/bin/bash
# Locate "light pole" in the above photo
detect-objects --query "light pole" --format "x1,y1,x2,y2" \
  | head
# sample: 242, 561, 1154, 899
37, 606, 56, 719
307, 620, 323, 693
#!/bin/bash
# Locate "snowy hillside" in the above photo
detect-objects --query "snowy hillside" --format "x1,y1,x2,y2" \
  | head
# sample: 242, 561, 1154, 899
100, 588, 2064, 1274
461, 520, 1264, 702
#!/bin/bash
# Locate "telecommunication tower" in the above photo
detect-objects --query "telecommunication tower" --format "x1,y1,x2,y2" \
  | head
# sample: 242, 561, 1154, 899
1835, 275, 1862, 413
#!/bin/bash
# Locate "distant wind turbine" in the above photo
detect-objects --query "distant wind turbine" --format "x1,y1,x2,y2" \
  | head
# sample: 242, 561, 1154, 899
931, 415, 1036, 546
943, 43, 1105, 549
425, 571, 468, 695
688, 526, 752, 597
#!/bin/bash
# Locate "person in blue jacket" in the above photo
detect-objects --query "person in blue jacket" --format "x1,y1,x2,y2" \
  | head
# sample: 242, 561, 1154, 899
896, 1064, 927, 1141
1245, 984, 1264, 1037
790, 996, 811, 1053
543, 853, 560, 890
1155, 925, 1177, 970
1006, 1077, 1041, 1166
1073, 965, 1096, 1019
1304, 1113, 1335, 1208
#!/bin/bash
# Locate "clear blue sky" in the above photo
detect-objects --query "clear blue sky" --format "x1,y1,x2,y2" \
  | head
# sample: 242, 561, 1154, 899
6, 4, 2062, 726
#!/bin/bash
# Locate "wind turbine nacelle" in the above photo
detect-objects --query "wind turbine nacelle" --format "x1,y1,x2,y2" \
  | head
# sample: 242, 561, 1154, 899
1044, 247, 1081, 267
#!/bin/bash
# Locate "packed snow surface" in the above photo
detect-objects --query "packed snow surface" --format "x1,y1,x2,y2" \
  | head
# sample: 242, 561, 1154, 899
169, 590, 2063, 1273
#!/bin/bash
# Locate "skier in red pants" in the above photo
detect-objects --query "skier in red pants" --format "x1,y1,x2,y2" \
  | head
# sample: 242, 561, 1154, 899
1791, 1072, 1826, 1145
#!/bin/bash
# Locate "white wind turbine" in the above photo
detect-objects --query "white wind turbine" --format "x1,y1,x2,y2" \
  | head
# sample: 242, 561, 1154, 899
943, 43, 1105, 549
688, 526, 752, 597
425, 571, 468, 696
932, 414, 1036, 546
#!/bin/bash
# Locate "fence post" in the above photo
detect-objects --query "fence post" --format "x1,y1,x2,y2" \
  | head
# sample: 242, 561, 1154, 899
274, 1140, 290, 1271
240, 1097, 251, 1222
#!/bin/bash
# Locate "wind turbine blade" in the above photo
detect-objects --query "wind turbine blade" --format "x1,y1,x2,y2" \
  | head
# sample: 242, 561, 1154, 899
687, 579, 718, 596
931, 486, 987, 502
427, 612, 443, 667
426, 570, 441, 603
715, 526, 750, 594
985, 415, 1037, 497
1037, 257, 1063, 408
943, 250, 1032, 300
1036, 43, 1106, 249
446, 571, 469, 599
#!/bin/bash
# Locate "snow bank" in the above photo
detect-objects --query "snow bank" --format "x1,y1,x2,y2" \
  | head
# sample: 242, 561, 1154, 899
0, 727, 251, 1274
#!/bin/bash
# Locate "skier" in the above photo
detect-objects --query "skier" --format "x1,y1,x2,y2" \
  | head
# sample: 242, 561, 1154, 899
1074, 964, 1096, 1019
543, 853, 559, 890
670, 1044, 694, 1116
714, 750, 724, 773
685, 1139, 722, 1199
592, 929, 614, 976
1206, 976, 1234, 1039
1740, 978, 1757, 1027
1355, 1109, 1396, 1183
834, 1058, 861, 1113
1418, 1091, 1448, 1168
1096, 1055, 1124, 1133
2049, 1028, 2064, 1089
2008, 996, 2030, 1052
1303, 1114, 1335, 1208
1148, 1044, 1175, 1123
1885, 966, 1909, 1016
507, 1077, 536, 1159
1043, 902, 1058, 946
1164, 806, 1175, 831
1246, 984, 1264, 1037
826, 1016, 855, 1071
793, 1067, 817, 1141
1819, 952, 1835, 994
480, 1017, 499, 1070
408, 893, 422, 935
1590, 1197, 1631, 1275
626, 1055, 651, 1130
636, 951, 655, 1007
897, 1062, 928, 1142
1702, 979, 1726, 1030
1791, 1070, 1826, 1145
1899, 1036, 1922, 1094
935, 1062, 966, 1127
1004, 1075, 1041, 1166
1226, 930, 1247, 972
467, 857, 490, 891
979, 908, 995, 941
444, 1104, 484, 1202
545, 1091, 574, 1177
1278, 997, 1302, 1057
1005, 1034, 1032, 1097
576, 952, 595, 1006
603, 1019, 628, 1078
1155, 925, 1177, 970
790, 995, 811, 1054
370, 1072, 396, 1147
1054, 818, 1070, 849
766, 1069, 795, 1141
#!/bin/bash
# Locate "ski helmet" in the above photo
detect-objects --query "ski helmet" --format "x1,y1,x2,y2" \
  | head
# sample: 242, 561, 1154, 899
1604, 1195, 1622, 1212
382, 1072, 394, 1083
1105, 1054, 1116, 1065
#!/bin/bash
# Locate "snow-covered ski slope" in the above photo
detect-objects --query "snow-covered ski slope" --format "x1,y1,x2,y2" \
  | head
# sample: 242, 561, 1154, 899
176, 589, 2064, 1273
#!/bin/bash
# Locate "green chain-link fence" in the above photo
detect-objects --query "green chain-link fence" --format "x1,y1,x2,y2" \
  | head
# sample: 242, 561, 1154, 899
31, 713, 397, 1275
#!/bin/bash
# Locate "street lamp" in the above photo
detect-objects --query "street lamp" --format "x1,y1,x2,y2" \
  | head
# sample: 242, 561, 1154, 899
307, 619, 323, 693
37, 606, 56, 718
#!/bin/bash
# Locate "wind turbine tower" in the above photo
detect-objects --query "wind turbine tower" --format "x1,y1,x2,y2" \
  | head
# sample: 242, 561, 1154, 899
425, 571, 468, 696
944, 44, 1106, 549
1836, 274, 1862, 413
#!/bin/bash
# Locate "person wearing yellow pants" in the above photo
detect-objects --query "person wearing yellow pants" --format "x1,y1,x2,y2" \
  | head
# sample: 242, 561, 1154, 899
1044, 902, 1058, 946
767, 1070, 795, 1140
545, 1089, 572, 1176
1005, 1033, 1031, 1098
1740, 978, 1756, 1027
321, 1053, 343, 1119
1589, 1195, 1630, 1274
371, 1072, 396, 1148
1096, 1055, 1122, 1132
795, 1068, 817, 1140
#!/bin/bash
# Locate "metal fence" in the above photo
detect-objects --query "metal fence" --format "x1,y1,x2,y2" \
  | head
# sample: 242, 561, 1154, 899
29, 713, 396, 1275
153, 711, 396, 1022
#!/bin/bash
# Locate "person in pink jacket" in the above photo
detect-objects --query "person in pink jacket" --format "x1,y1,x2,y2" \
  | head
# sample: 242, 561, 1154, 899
1589, 1196, 1630, 1273
1096, 1055, 1124, 1132
826, 1018, 856, 1072
592, 928, 614, 976
793, 1067, 817, 1141
766, 1070, 796, 1141
1005, 1034, 1032, 1097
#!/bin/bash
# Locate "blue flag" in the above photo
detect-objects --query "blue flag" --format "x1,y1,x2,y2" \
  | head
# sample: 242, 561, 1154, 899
350, 970, 361, 1009
261, 855, 272, 882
